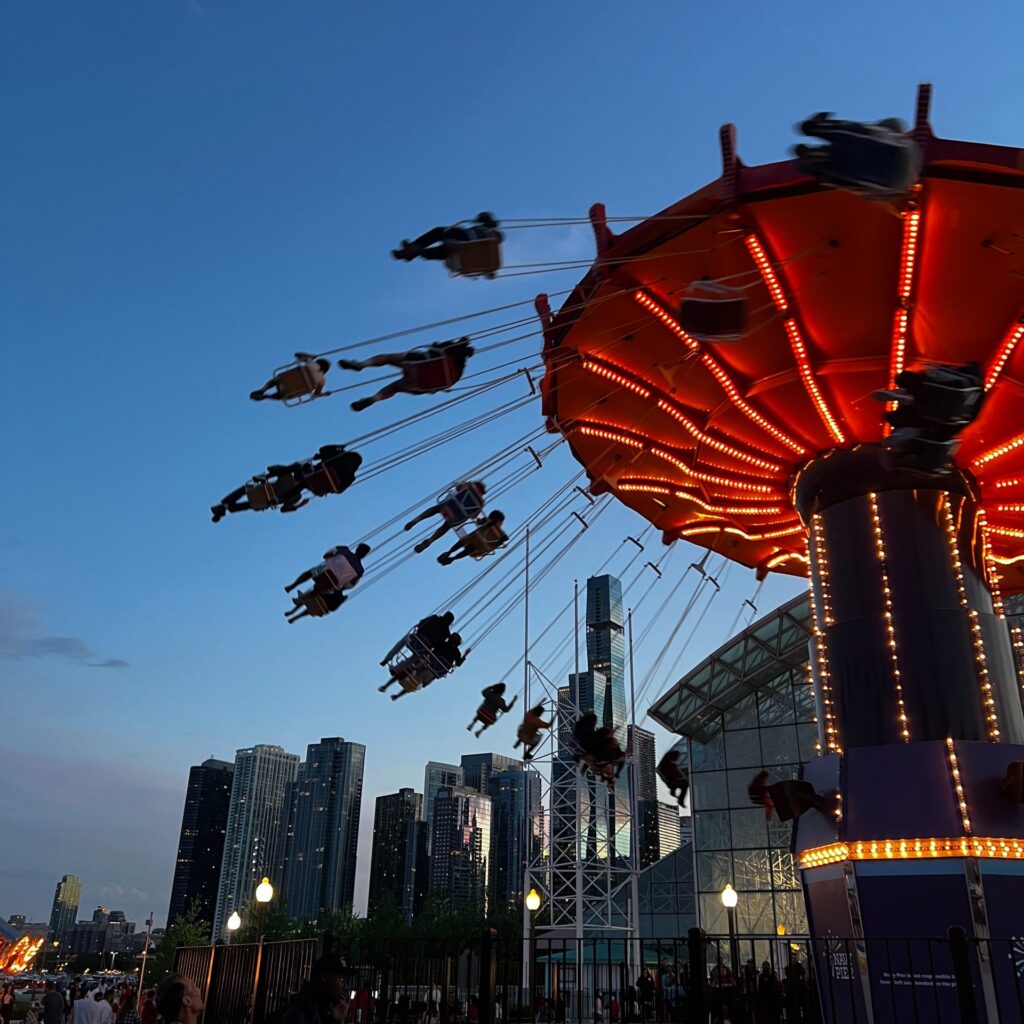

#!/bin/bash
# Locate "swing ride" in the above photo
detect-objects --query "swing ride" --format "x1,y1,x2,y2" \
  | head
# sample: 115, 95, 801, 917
212, 81, 1024, 1017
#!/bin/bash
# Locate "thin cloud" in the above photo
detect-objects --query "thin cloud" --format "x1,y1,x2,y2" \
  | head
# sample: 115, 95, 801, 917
0, 593, 129, 669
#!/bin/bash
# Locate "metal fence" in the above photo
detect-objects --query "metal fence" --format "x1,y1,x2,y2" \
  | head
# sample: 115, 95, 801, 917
174, 928, 1024, 1024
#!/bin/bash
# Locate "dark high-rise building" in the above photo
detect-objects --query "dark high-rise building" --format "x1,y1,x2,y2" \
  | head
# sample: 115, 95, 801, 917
586, 574, 626, 730
167, 758, 234, 930
460, 753, 522, 794
368, 789, 423, 922
486, 768, 541, 910
280, 738, 365, 920
47, 875, 81, 941
429, 785, 492, 913
423, 762, 462, 855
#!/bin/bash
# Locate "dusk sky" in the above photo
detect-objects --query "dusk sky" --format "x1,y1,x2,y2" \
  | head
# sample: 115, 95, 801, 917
4, 1, 1023, 929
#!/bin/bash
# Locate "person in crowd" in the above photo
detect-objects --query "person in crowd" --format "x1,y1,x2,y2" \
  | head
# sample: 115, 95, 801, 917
467, 683, 518, 737
155, 976, 204, 1024
41, 982, 64, 1024
1, 985, 14, 1024
437, 511, 508, 564
251, 353, 331, 403
514, 703, 552, 760
339, 339, 475, 412
94, 991, 113, 1024
73, 988, 98, 1024
755, 962, 781, 1024
138, 990, 157, 1024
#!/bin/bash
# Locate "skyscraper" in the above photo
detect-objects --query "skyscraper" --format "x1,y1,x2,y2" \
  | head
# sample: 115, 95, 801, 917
47, 875, 81, 941
656, 803, 682, 859
167, 758, 234, 930
280, 738, 365, 920
629, 726, 657, 802
460, 752, 522, 794
630, 727, 659, 866
486, 768, 541, 910
429, 785, 492, 913
586, 574, 626, 730
422, 761, 462, 855
368, 789, 423, 922
212, 744, 299, 938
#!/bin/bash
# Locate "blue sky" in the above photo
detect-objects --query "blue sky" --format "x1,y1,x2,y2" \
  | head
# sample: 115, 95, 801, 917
4, 1, 1024, 927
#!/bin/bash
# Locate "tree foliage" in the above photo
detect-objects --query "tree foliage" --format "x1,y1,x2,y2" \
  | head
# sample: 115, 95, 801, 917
149, 900, 210, 982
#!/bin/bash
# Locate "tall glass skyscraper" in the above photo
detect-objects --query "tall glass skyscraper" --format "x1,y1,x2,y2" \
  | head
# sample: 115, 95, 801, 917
168, 757, 234, 930
47, 875, 81, 941
279, 737, 365, 920
212, 744, 299, 938
429, 785, 492, 913
486, 768, 541, 910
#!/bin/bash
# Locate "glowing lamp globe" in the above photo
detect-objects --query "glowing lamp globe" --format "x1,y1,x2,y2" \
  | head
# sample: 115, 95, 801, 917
226, 911, 241, 932
720, 884, 738, 910
255, 878, 274, 904
525, 887, 542, 912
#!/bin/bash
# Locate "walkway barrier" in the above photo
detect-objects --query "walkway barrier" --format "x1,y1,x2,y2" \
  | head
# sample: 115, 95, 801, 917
173, 930, 1024, 1023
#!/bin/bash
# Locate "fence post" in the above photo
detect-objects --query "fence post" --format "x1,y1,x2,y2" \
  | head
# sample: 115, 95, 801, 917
947, 926, 980, 1024
685, 928, 707, 1024
480, 929, 497, 1024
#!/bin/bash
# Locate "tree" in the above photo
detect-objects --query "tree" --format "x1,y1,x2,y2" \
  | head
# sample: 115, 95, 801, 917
148, 900, 210, 982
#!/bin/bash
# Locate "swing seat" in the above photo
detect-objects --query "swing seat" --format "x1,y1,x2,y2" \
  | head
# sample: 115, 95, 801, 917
445, 236, 502, 279
245, 479, 278, 511
311, 564, 343, 593
438, 485, 486, 528
300, 593, 330, 617
477, 707, 498, 726
276, 362, 326, 406
678, 282, 747, 341
796, 130, 920, 197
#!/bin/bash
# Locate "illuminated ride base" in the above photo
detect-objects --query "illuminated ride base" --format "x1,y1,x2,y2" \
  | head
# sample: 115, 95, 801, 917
537, 85, 1024, 1022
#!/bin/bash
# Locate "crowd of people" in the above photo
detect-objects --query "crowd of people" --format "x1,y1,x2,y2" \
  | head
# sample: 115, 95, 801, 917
17, 978, 159, 1024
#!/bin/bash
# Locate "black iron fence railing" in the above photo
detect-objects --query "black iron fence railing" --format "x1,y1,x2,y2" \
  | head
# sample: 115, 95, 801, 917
173, 927, 1024, 1024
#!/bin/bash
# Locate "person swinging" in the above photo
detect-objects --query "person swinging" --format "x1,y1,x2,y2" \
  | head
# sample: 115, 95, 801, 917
338, 338, 475, 412
391, 212, 503, 278
404, 480, 487, 554
437, 511, 508, 564
250, 353, 332, 403
513, 704, 552, 761
468, 683, 518, 737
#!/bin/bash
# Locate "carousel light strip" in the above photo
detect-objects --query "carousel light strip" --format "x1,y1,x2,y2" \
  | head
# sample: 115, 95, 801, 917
616, 482, 786, 516
985, 321, 1024, 391
765, 550, 810, 571
987, 524, 1024, 539
990, 477, 1024, 490
744, 233, 846, 445
992, 552, 1024, 566
633, 290, 807, 455
945, 738, 972, 835
869, 493, 910, 741
581, 359, 651, 398
887, 207, 922, 426
799, 836, 1024, 870
783, 319, 846, 444
972, 433, 1024, 467
648, 446, 781, 495
806, 661, 822, 756
942, 497, 1000, 739
978, 513, 1006, 617
810, 514, 841, 753
576, 354, 785, 472
992, 503, 1024, 513
677, 523, 804, 542
576, 424, 644, 449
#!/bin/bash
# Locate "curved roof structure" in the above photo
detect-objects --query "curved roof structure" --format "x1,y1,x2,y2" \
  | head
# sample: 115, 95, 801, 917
539, 85, 1024, 593
648, 593, 811, 743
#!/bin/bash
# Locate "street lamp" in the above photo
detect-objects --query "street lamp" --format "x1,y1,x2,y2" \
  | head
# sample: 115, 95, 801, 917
720, 884, 740, 986
525, 887, 542, 1021
255, 877, 274, 937
252, 879, 275, 1022
226, 911, 241, 945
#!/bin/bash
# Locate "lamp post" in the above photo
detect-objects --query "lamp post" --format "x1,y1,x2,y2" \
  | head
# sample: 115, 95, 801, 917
720, 885, 740, 988
525, 887, 542, 1020
226, 912, 242, 945
252, 878, 274, 1024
